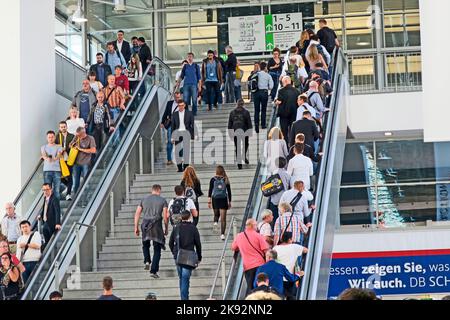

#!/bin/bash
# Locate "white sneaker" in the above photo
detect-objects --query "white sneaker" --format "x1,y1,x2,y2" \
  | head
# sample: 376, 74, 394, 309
220, 234, 225, 241
65, 194, 72, 201
213, 222, 219, 233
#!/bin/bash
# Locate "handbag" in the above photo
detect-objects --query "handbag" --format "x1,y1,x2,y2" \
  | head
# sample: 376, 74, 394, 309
60, 159, 70, 178
66, 138, 79, 167
261, 173, 284, 197
175, 226, 198, 268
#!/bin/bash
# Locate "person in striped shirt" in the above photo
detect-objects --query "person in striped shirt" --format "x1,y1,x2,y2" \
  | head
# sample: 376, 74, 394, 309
273, 202, 306, 246
102, 74, 126, 126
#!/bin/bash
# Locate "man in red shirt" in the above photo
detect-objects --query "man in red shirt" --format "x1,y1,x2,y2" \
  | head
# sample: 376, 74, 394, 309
0, 240, 25, 273
232, 218, 269, 295
114, 65, 130, 97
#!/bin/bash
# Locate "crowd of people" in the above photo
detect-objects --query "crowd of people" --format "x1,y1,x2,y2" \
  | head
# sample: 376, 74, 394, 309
0, 19, 386, 301
0, 30, 153, 300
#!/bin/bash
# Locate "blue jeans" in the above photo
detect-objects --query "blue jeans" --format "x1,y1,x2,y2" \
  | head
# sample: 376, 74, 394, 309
253, 90, 269, 130
22, 261, 37, 283
269, 71, 281, 100
44, 171, 61, 200
109, 108, 121, 125
183, 84, 198, 116
72, 164, 90, 194
166, 127, 173, 161
176, 265, 193, 300
234, 85, 242, 101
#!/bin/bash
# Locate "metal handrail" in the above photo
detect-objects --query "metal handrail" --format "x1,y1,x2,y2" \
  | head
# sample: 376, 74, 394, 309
21, 63, 157, 299
209, 216, 237, 299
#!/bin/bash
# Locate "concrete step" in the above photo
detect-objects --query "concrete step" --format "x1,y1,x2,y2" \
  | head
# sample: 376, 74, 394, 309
98, 250, 233, 263
100, 241, 229, 253
103, 233, 235, 244
97, 256, 226, 269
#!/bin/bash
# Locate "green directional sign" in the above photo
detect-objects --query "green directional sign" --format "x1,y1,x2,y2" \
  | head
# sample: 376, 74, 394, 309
264, 14, 274, 51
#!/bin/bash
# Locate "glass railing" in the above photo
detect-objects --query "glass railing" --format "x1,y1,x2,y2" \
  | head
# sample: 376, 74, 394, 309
222, 48, 348, 300
299, 50, 349, 300
21, 57, 172, 299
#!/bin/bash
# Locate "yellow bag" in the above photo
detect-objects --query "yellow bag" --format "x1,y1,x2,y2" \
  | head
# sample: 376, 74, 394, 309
60, 159, 70, 178
67, 138, 79, 167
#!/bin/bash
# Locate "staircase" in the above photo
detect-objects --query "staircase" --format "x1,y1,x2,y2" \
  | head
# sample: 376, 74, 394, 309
62, 103, 272, 300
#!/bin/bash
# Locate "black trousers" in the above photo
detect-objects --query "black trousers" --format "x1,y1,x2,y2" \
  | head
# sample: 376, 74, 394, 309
142, 240, 162, 274
244, 267, 259, 296
43, 223, 56, 244
279, 116, 293, 147
92, 124, 106, 152
253, 90, 269, 131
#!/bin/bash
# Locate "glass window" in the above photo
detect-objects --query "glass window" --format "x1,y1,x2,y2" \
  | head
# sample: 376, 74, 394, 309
341, 142, 375, 186
345, 0, 373, 14
165, 11, 189, 26
385, 52, 421, 89
383, 0, 419, 12
314, 0, 343, 16
166, 40, 189, 61
348, 55, 376, 93
346, 16, 375, 50
166, 27, 188, 41
191, 26, 217, 39
191, 38, 218, 58
190, 9, 216, 24
340, 187, 374, 225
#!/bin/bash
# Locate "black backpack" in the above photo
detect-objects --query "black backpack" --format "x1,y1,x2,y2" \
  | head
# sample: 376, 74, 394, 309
248, 72, 259, 93
212, 177, 228, 199
169, 197, 187, 225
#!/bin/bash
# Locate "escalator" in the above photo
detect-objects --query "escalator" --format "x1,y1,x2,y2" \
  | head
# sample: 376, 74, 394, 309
222, 48, 349, 300
17, 55, 173, 300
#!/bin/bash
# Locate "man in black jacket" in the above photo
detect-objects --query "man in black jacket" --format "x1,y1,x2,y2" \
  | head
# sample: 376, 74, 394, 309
224, 45, 237, 103
228, 99, 253, 169
38, 183, 61, 244
89, 53, 112, 87
138, 37, 153, 74
289, 110, 319, 148
171, 100, 195, 172
169, 211, 202, 300
113, 30, 132, 64
56, 121, 75, 201
160, 91, 182, 165
276, 76, 300, 145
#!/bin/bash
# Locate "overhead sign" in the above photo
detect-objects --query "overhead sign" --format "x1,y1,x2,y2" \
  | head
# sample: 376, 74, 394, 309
328, 249, 450, 299
228, 13, 303, 54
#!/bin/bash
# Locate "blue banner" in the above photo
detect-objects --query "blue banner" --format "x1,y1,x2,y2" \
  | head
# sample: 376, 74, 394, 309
328, 251, 450, 299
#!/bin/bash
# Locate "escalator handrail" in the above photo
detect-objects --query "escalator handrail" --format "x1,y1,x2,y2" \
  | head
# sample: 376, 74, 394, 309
298, 49, 347, 300
21, 60, 171, 299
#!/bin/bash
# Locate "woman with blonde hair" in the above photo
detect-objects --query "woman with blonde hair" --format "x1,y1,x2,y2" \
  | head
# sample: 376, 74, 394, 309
66, 105, 86, 135
296, 30, 310, 55
180, 166, 203, 226
208, 165, 232, 240
306, 44, 328, 72
264, 127, 288, 173
127, 53, 143, 95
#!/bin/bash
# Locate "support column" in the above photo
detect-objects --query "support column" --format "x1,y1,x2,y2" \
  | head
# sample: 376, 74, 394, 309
0, 0, 55, 208
420, 0, 450, 142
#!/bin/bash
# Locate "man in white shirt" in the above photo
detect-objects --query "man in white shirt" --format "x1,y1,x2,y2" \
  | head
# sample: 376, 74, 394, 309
273, 231, 308, 300
167, 185, 198, 225
258, 209, 274, 246
16, 220, 42, 282
279, 180, 314, 222
287, 144, 313, 190
1, 203, 22, 254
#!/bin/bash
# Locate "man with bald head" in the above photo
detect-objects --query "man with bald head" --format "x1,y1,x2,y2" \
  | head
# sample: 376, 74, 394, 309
306, 81, 327, 119
275, 75, 300, 144
232, 218, 270, 295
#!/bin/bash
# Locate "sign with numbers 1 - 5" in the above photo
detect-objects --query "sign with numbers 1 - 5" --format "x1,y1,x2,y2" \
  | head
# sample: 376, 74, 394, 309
265, 12, 303, 51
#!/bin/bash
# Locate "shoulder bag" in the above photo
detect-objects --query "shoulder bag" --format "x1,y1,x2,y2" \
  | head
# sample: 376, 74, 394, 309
243, 231, 266, 261
58, 134, 70, 178
66, 138, 80, 167
175, 226, 199, 268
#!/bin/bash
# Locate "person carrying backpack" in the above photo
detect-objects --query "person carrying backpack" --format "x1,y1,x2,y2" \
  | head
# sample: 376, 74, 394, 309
208, 166, 232, 240
168, 185, 198, 226
180, 166, 203, 226
227, 99, 253, 169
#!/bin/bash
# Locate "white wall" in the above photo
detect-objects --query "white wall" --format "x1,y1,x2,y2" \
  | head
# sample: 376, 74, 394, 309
0, 0, 55, 207
347, 91, 423, 134
420, 0, 450, 142
333, 227, 450, 253
0, 0, 21, 206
